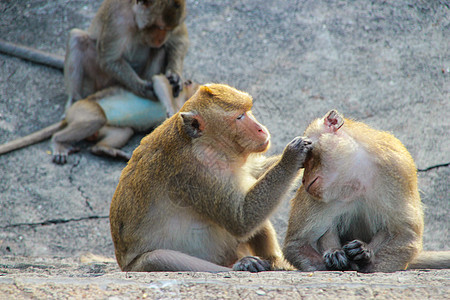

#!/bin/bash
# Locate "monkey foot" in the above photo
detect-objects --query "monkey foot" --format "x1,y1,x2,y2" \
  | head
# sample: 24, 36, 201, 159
52, 146, 80, 165
232, 256, 271, 273
90, 145, 131, 161
343, 240, 374, 270
323, 249, 350, 271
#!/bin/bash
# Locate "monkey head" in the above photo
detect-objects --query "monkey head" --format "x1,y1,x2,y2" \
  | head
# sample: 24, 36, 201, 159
134, 0, 186, 48
302, 110, 347, 201
302, 109, 372, 203
179, 84, 271, 161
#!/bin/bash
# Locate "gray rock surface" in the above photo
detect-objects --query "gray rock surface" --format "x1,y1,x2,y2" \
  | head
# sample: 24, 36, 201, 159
1, 256, 449, 299
0, 0, 449, 297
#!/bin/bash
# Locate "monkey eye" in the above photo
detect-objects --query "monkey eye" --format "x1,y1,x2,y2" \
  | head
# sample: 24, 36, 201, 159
237, 113, 245, 120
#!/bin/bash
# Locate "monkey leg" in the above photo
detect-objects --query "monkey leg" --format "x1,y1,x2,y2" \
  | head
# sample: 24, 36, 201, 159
123, 249, 231, 272
369, 229, 421, 272
64, 28, 106, 109
90, 126, 134, 161
236, 221, 293, 272
52, 100, 106, 164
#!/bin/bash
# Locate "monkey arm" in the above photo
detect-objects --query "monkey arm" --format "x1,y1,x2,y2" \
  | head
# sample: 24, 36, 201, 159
246, 154, 282, 180
283, 188, 333, 271
173, 137, 310, 238
163, 24, 189, 97
97, 30, 154, 99
164, 24, 189, 77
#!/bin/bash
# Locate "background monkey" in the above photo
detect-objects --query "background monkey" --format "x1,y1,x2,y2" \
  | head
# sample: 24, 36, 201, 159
283, 110, 450, 272
64, 0, 189, 108
0, 75, 198, 164
110, 84, 312, 272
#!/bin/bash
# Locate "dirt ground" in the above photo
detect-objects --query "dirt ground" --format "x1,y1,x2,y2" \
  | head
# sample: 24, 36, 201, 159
0, 0, 449, 298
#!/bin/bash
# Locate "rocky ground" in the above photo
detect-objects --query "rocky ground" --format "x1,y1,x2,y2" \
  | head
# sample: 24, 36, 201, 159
1, 256, 449, 299
0, 0, 448, 298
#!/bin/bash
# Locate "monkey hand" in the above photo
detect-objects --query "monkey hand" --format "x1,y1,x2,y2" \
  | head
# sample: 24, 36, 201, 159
343, 240, 374, 271
323, 248, 351, 271
232, 256, 272, 273
134, 80, 155, 99
165, 70, 182, 98
280, 136, 313, 169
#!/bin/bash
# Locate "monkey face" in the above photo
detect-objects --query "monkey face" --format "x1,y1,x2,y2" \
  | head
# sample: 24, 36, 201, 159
302, 151, 323, 199
142, 25, 173, 48
136, 0, 186, 48
233, 110, 270, 154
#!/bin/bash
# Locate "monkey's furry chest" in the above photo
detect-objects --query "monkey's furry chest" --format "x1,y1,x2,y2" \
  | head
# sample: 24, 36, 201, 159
97, 91, 166, 131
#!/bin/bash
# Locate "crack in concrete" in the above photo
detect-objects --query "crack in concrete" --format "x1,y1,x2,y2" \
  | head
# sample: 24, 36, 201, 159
68, 155, 94, 211
417, 162, 449, 172
0, 215, 109, 229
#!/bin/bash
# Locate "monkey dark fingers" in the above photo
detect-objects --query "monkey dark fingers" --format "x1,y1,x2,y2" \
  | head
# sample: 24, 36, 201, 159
323, 249, 350, 271
144, 81, 153, 91
167, 74, 182, 97
342, 240, 365, 257
52, 154, 67, 165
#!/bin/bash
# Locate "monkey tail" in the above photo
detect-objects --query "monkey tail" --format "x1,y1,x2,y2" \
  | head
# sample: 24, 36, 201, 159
0, 121, 66, 155
0, 39, 64, 70
408, 251, 450, 270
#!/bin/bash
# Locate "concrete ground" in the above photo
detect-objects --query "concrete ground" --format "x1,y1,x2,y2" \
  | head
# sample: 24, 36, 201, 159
0, 0, 448, 298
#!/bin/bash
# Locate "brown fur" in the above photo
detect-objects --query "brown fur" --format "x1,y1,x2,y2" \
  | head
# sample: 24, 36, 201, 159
283, 109, 433, 272
110, 84, 312, 272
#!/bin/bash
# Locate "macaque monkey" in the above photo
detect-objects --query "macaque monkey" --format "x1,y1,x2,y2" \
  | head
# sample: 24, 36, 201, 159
283, 110, 450, 272
64, 0, 189, 109
0, 75, 198, 164
110, 84, 312, 272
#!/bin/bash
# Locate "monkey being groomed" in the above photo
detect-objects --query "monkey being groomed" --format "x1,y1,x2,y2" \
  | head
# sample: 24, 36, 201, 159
110, 83, 313, 272
0, 75, 198, 164
283, 109, 450, 272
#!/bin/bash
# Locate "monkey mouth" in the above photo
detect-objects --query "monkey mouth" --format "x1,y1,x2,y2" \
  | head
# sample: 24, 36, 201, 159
257, 139, 270, 152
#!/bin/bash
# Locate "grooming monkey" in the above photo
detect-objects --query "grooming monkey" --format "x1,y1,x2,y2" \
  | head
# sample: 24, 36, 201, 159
0, 0, 188, 108
283, 110, 450, 272
0, 75, 198, 164
110, 84, 312, 272
65, 0, 189, 109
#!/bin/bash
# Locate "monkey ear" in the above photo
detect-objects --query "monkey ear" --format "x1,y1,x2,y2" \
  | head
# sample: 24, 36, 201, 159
180, 111, 205, 138
324, 110, 344, 132
199, 85, 214, 96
